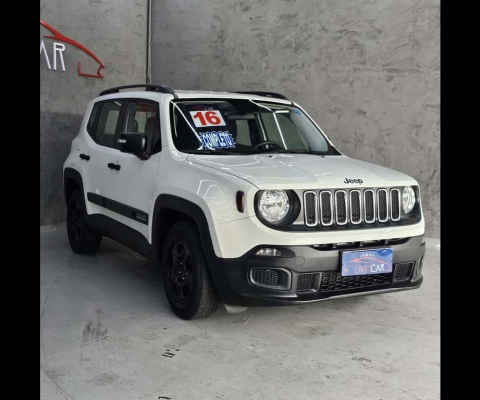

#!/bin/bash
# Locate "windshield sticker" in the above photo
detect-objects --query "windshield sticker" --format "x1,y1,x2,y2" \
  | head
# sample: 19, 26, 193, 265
293, 109, 301, 114
187, 104, 227, 128
200, 131, 236, 149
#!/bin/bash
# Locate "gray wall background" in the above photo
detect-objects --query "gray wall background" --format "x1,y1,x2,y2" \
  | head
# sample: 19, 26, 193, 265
151, 0, 440, 238
40, 0, 147, 225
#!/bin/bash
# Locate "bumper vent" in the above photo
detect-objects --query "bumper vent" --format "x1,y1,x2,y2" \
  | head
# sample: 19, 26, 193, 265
250, 268, 291, 290
319, 271, 392, 291
297, 273, 317, 292
393, 262, 414, 281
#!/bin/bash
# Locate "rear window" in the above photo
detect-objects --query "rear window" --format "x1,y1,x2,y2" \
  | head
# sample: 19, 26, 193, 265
86, 100, 123, 148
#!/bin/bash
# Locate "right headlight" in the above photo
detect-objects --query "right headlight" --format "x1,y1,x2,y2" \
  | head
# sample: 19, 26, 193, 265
258, 190, 290, 222
255, 190, 301, 227
402, 186, 416, 214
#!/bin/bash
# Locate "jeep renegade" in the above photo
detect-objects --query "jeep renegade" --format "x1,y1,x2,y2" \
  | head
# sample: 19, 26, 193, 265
63, 85, 425, 320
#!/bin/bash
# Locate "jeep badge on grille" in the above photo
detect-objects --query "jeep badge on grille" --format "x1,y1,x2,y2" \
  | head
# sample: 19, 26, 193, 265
344, 178, 363, 184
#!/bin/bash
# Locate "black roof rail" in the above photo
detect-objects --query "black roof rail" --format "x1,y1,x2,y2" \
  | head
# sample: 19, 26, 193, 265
233, 91, 289, 100
99, 84, 177, 98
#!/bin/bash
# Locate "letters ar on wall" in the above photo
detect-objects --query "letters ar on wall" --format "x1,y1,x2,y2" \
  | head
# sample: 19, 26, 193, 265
40, 20, 104, 79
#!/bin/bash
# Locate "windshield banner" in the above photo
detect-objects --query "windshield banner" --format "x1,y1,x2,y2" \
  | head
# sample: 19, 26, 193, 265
185, 104, 235, 149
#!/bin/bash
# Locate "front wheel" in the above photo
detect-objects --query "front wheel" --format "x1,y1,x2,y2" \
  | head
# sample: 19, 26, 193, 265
161, 221, 219, 320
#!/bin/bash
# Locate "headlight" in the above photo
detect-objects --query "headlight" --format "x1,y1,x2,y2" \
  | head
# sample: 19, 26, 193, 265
402, 186, 416, 214
258, 190, 290, 222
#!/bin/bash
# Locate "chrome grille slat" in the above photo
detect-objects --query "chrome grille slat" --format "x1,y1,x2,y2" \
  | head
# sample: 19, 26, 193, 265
335, 190, 348, 225
303, 191, 318, 226
363, 189, 376, 223
303, 187, 401, 227
349, 190, 362, 224
390, 188, 401, 221
377, 188, 388, 222
319, 191, 333, 226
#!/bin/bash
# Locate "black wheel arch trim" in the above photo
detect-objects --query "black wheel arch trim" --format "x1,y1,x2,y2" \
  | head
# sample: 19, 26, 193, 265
151, 194, 217, 264
63, 168, 85, 204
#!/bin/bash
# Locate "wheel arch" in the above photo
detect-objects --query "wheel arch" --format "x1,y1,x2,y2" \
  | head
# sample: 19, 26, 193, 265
64, 168, 85, 204
151, 195, 217, 264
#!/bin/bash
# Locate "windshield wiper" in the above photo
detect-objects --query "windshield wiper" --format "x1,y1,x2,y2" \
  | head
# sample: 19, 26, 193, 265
260, 149, 327, 155
181, 149, 240, 155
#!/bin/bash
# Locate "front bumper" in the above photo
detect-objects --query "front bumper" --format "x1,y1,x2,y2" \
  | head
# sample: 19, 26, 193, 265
207, 235, 425, 306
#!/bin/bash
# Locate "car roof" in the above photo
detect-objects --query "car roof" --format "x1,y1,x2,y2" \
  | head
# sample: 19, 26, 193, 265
94, 89, 293, 105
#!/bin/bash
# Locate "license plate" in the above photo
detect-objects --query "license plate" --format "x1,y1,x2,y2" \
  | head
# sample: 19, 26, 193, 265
341, 248, 393, 276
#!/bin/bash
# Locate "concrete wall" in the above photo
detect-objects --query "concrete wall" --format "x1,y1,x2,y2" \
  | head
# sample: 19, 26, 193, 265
151, 0, 440, 238
40, 0, 147, 225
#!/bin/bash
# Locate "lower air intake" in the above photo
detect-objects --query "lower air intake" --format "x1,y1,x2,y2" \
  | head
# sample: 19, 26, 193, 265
250, 268, 291, 290
393, 262, 414, 281
319, 272, 391, 291
297, 273, 316, 292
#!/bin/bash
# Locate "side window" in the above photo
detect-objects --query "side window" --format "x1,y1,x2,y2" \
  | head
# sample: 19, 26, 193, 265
96, 101, 123, 148
235, 120, 252, 146
123, 100, 160, 153
87, 103, 101, 137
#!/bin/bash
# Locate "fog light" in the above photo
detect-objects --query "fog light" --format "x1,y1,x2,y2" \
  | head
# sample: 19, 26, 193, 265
256, 248, 282, 257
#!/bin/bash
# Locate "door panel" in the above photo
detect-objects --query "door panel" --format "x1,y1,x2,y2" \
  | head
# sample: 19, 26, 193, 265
81, 138, 117, 217
106, 99, 162, 240
106, 151, 161, 239
81, 100, 123, 217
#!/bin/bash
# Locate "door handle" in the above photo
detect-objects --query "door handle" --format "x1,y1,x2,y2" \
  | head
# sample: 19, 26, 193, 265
79, 153, 90, 161
107, 163, 121, 171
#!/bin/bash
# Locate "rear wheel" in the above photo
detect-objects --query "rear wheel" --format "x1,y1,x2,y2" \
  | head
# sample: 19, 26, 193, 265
66, 190, 102, 254
162, 221, 219, 320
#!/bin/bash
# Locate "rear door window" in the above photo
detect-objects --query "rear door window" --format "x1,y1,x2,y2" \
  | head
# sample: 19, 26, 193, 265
88, 100, 123, 148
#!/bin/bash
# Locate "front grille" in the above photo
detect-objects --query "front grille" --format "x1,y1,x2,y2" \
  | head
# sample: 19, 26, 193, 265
350, 190, 361, 224
319, 271, 392, 291
304, 187, 402, 228
364, 189, 375, 223
377, 189, 388, 222
297, 273, 316, 292
320, 191, 333, 225
251, 268, 280, 287
390, 189, 400, 221
335, 191, 347, 225
304, 191, 317, 226
393, 262, 414, 281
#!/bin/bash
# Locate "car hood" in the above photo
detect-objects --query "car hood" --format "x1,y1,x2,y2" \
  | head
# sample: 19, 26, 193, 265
186, 154, 417, 189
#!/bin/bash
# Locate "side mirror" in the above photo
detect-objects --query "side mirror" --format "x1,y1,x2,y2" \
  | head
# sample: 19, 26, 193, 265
118, 132, 147, 158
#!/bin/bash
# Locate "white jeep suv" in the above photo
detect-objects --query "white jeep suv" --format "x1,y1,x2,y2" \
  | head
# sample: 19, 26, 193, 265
63, 84, 425, 320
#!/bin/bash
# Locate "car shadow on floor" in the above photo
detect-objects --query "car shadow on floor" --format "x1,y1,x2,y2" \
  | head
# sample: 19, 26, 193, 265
41, 229, 373, 323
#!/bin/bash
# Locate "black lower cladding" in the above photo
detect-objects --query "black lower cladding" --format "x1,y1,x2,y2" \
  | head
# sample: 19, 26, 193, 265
205, 235, 425, 306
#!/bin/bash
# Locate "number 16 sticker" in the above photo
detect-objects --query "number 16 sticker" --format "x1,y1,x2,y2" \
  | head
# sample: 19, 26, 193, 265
190, 110, 226, 128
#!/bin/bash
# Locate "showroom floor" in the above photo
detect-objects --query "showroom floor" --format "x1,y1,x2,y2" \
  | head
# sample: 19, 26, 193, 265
40, 225, 440, 400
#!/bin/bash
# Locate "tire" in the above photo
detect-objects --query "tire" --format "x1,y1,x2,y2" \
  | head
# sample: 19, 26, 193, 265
161, 221, 219, 320
66, 189, 102, 254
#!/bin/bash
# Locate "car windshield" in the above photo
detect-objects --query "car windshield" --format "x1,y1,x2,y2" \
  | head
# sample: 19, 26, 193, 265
170, 99, 337, 155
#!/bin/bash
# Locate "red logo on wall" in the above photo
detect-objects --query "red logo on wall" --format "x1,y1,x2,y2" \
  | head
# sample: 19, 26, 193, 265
40, 20, 104, 78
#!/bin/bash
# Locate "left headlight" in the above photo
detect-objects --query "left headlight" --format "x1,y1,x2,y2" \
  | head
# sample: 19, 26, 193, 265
402, 186, 416, 214
258, 190, 290, 222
